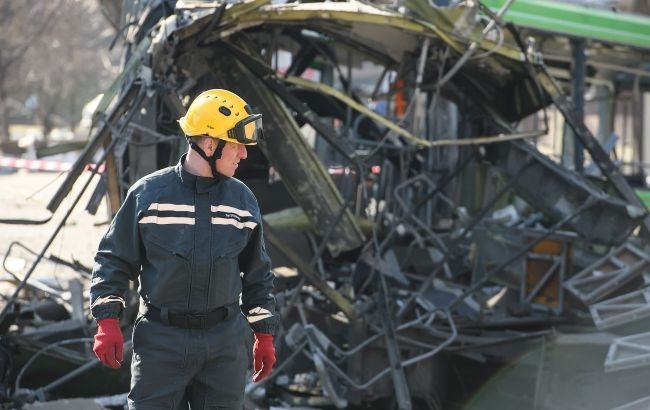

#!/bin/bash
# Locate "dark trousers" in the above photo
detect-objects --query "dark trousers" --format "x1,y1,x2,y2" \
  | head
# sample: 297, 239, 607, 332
127, 312, 251, 409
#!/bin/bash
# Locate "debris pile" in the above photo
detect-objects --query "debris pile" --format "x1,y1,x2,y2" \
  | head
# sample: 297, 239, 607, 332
2, 0, 650, 409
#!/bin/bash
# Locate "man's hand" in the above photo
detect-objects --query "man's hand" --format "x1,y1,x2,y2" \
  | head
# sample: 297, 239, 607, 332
252, 332, 276, 382
93, 318, 124, 369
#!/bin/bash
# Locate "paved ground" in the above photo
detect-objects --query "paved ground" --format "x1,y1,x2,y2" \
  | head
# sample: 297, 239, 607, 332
0, 169, 110, 304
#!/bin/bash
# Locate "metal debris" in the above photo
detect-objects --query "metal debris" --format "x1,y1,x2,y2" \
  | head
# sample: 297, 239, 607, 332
2, 0, 650, 409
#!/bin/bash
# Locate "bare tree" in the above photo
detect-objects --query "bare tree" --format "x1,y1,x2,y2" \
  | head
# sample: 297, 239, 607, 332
0, 2, 62, 142
0, 0, 119, 144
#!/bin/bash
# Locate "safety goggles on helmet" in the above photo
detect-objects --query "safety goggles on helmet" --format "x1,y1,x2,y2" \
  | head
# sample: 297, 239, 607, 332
226, 114, 264, 145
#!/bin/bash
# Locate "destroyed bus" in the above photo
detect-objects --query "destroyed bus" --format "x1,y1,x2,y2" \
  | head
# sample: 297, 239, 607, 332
2, 0, 650, 408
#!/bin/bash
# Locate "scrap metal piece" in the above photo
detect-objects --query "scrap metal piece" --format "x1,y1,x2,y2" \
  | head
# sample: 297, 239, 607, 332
605, 331, 650, 373
379, 275, 412, 410
263, 222, 357, 320
565, 243, 650, 305
312, 349, 348, 409
359, 248, 410, 286
521, 233, 572, 314
534, 68, 650, 238
590, 288, 650, 330
46, 81, 142, 214
489, 140, 646, 246
393, 174, 450, 253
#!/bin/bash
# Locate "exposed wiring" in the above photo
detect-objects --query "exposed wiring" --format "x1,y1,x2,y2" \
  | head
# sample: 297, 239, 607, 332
471, 14, 504, 60
436, 0, 516, 89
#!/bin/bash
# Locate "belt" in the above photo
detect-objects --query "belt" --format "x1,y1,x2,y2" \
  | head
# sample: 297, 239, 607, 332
141, 302, 236, 329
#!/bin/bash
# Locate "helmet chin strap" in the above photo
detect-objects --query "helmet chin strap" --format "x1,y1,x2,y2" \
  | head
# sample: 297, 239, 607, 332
187, 138, 226, 178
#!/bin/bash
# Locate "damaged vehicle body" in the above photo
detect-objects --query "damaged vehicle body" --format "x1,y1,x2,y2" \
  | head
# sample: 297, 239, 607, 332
2, 0, 650, 408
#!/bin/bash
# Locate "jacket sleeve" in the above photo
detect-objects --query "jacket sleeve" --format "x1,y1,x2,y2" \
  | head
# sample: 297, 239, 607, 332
89, 188, 143, 320
239, 221, 279, 335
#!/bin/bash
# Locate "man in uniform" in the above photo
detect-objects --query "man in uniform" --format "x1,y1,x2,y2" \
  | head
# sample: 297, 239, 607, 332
89, 89, 278, 409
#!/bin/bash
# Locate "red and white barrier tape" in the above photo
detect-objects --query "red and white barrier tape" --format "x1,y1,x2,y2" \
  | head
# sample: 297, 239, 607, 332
0, 157, 104, 173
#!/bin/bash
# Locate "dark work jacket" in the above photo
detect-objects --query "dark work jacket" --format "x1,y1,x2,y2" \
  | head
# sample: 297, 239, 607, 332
89, 155, 278, 334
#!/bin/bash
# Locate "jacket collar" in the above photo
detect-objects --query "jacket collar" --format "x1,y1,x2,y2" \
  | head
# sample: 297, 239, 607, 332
177, 154, 225, 193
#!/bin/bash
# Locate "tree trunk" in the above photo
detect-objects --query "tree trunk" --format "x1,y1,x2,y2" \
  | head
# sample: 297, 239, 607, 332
0, 97, 9, 143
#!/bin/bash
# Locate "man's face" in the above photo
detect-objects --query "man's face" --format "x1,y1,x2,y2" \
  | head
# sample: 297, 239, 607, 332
215, 140, 248, 177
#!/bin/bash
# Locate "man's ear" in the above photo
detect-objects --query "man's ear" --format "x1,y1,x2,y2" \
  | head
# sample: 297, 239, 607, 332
203, 138, 215, 155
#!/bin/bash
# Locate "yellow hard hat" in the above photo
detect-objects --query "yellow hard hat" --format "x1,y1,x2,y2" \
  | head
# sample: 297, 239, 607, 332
178, 89, 262, 145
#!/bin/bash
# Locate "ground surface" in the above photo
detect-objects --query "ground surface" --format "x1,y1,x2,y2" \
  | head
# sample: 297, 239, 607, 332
0, 169, 109, 306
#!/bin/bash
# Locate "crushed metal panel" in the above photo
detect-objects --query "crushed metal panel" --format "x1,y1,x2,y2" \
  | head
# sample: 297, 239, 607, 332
605, 331, 650, 373
488, 140, 646, 246
472, 226, 527, 289
233, 0, 425, 62
565, 243, 650, 304
226, 0, 555, 123
533, 68, 650, 238
590, 288, 650, 330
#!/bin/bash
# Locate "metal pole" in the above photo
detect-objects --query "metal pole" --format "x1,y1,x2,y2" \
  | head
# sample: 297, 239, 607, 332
571, 38, 586, 172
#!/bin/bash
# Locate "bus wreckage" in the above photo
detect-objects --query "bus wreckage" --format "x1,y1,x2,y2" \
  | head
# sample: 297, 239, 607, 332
2, 0, 650, 408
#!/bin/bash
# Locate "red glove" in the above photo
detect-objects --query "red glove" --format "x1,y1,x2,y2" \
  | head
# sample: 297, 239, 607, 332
252, 332, 276, 382
93, 318, 123, 369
